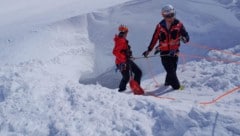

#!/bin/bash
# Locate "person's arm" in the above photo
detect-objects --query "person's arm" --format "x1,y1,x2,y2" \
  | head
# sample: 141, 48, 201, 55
148, 24, 162, 51
143, 24, 161, 57
180, 24, 189, 43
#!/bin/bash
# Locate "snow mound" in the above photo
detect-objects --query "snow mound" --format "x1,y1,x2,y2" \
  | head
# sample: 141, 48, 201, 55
1, 0, 240, 135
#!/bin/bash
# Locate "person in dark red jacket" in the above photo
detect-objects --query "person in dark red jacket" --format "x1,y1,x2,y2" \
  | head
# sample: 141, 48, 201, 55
113, 25, 142, 92
142, 4, 189, 90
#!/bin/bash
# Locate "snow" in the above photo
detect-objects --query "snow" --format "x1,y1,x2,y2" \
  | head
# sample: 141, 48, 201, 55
0, 0, 240, 135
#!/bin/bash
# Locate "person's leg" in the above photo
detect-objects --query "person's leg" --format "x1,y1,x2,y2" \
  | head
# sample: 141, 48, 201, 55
171, 56, 180, 89
161, 56, 171, 86
161, 56, 180, 89
129, 60, 142, 85
118, 65, 130, 92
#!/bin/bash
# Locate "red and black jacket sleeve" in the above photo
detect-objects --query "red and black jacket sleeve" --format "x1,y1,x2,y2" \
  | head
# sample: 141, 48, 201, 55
147, 24, 162, 52
180, 24, 190, 42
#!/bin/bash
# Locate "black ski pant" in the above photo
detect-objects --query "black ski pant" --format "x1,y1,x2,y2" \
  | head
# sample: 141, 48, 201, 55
161, 56, 180, 89
118, 60, 142, 90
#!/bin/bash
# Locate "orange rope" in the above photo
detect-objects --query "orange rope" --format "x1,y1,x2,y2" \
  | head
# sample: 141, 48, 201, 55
147, 86, 240, 103
183, 54, 240, 65
146, 86, 240, 103
199, 86, 240, 105
188, 42, 240, 57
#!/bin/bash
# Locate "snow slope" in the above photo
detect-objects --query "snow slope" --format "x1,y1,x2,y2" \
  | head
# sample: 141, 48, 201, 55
0, 0, 240, 135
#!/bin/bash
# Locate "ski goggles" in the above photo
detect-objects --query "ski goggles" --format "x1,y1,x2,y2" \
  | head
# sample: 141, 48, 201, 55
163, 13, 175, 18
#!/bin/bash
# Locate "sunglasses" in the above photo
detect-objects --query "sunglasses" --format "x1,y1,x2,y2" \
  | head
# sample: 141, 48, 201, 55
163, 13, 175, 18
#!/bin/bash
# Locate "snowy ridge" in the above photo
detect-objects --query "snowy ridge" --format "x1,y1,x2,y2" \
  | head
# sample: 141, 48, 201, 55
0, 0, 240, 135
1, 46, 240, 135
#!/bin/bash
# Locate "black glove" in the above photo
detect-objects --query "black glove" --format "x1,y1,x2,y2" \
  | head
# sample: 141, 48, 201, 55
142, 50, 150, 58
181, 36, 188, 43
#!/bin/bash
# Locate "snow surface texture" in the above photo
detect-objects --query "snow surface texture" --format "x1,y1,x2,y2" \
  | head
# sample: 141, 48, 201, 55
0, 0, 240, 136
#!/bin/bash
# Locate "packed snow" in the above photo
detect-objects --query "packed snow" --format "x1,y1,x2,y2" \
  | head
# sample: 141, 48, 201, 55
0, 0, 240, 136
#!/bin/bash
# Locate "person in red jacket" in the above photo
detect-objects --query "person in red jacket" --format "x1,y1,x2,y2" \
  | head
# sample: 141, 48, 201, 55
142, 4, 189, 90
113, 25, 142, 92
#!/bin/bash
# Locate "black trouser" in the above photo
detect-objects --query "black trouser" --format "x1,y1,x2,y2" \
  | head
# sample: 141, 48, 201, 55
161, 56, 180, 89
118, 60, 142, 90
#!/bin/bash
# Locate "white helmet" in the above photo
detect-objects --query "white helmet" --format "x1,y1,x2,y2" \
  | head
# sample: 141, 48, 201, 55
161, 4, 176, 18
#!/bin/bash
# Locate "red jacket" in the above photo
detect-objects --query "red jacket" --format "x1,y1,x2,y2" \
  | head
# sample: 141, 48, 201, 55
113, 35, 129, 64
148, 19, 189, 54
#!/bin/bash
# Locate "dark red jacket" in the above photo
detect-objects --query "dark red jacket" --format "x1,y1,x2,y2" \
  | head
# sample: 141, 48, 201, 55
113, 35, 129, 64
148, 19, 189, 54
